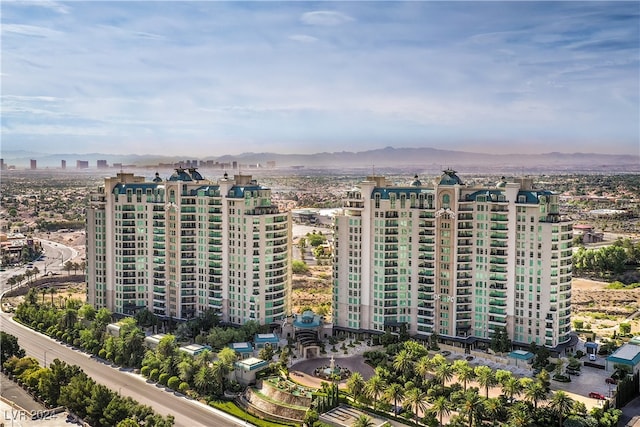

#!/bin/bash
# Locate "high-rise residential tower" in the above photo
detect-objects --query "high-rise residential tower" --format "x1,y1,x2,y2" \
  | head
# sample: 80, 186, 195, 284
332, 170, 573, 349
86, 169, 291, 325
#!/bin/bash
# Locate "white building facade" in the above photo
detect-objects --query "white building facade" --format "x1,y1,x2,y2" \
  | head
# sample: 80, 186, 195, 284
86, 170, 291, 325
333, 170, 573, 348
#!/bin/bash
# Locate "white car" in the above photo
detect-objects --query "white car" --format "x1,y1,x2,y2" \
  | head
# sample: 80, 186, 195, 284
589, 354, 597, 361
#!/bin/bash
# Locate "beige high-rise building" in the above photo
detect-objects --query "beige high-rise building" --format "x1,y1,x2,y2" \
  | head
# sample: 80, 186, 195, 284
332, 170, 573, 349
86, 169, 291, 325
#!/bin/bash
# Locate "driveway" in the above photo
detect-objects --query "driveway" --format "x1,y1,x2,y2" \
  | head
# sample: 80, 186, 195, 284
290, 355, 375, 389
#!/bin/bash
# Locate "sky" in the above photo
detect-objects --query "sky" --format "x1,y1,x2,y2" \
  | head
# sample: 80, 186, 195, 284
1, 1, 639, 157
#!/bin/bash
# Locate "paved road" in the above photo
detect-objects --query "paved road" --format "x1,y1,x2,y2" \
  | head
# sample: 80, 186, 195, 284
0, 313, 248, 427
0, 239, 77, 293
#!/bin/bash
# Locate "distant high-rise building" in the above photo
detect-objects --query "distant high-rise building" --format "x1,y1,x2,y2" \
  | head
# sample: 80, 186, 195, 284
232, 161, 238, 169
86, 169, 291, 324
332, 170, 573, 350
61, 160, 66, 169
30, 159, 37, 170
77, 160, 89, 169
97, 160, 108, 169
0, 159, 5, 170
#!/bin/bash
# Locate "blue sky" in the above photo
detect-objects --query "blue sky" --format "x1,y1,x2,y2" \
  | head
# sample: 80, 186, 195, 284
2, 1, 639, 156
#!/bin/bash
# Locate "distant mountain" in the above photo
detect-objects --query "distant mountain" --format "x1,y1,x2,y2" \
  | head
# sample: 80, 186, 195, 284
2, 147, 638, 172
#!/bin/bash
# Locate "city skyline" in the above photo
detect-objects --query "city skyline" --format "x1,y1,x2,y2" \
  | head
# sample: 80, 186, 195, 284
2, 1, 639, 156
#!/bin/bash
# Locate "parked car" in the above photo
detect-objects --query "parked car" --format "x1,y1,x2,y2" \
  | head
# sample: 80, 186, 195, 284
589, 392, 606, 399
589, 354, 597, 361
605, 377, 618, 384
566, 369, 580, 376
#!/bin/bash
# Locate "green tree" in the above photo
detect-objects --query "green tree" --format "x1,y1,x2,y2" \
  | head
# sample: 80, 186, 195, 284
0, 332, 26, 365
549, 390, 575, 427
346, 371, 366, 403
384, 382, 405, 414
434, 360, 454, 386
430, 394, 452, 427
474, 365, 495, 398
490, 326, 511, 354
292, 259, 309, 274
364, 375, 386, 411
453, 359, 475, 392
351, 414, 374, 427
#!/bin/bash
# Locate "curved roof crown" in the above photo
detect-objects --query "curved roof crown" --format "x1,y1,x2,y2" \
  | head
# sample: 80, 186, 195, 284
438, 169, 463, 185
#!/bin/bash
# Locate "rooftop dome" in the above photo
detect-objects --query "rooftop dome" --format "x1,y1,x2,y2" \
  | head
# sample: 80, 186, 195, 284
438, 169, 463, 186
168, 168, 192, 181
188, 168, 204, 180
497, 176, 507, 188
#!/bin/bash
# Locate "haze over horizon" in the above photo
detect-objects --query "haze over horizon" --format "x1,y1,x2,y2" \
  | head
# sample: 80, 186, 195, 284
2, 1, 639, 157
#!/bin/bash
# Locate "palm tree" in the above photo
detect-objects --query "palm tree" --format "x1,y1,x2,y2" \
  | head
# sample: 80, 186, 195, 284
383, 382, 405, 415
548, 390, 574, 427
430, 395, 451, 427
474, 365, 495, 398
194, 365, 213, 395
522, 378, 547, 410
508, 401, 531, 427
346, 371, 366, 404
405, 387, 429, 426
41, 287, 47, 304
364, 375, 386, 411
483, 397, 503, 427
453, 359, 475, 391
351, 414, 374, 427
49, 287, 56, 306
392, 349, 414, 379
458, 389, 483, 427
434, 360, 454, 387
501, 376, 523, 403
415, 355, 432, 383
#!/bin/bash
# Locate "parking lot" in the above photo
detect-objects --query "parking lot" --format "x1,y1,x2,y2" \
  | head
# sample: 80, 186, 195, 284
548, 354, 615, 410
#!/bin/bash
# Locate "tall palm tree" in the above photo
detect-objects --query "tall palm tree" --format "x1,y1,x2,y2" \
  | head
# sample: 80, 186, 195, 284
351, 414, 374, 427
501, 376, 523, 403
458, 389, 483, 427
482, 397, 503, 427
415, 355, 432, 383
346, 371, 366, 404
453, 359, 475, 391
549, 390, 575, 427
49, 287, 56, 305
434, 360, 454, 387
393, 349, 414, 379
523, 379, 547, 410
383, 382, 405, 414
508, 401, 531, 427
364, 375, 386, 411
405, 387, 429, 426
474, 365, 496, 398
430, 395, 451, 427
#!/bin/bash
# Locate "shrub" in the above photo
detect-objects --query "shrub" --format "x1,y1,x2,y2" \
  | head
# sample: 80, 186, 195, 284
179, 382, 190, 394
167, 376, 180, 390
159, 373, 170, 385
150, 368, 160, 382
98, 349, 107, 359
140, 366, 150, 377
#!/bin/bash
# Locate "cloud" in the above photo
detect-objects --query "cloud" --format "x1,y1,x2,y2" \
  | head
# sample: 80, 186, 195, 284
18, 0, 70, 14
289, 34, 318, 43
301, 11, 353, 26
1, 24, 61, 38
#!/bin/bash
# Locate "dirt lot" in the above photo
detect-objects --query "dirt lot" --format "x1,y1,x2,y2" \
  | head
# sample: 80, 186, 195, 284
572, 277, 640, 337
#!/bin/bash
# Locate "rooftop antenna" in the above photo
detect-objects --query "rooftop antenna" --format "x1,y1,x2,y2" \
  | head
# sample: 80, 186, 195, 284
372, 164, 375, 177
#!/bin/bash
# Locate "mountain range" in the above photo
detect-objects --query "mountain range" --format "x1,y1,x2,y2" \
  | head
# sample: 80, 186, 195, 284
2, 146, 639, 173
